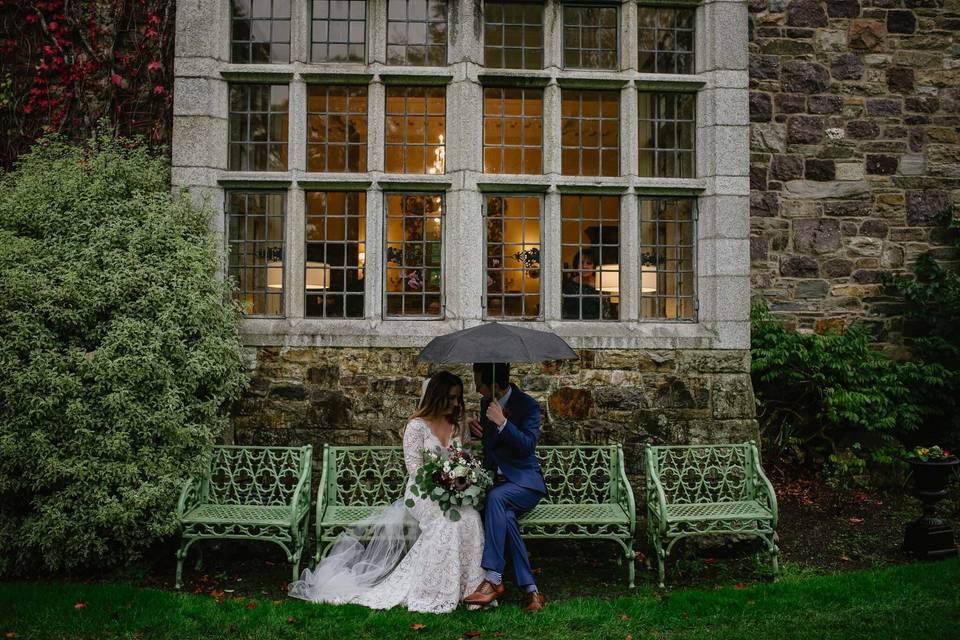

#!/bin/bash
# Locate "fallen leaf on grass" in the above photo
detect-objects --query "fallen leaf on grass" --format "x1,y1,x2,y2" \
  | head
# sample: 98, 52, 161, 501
530, 567, 541, 575
245, 601, 257, 610
464, 631, 482, 638
704, 557, 717, 565
74, 602, 87, 610
733, 582, 746, 590
840, 555, 851, 562
5, 632, 17, 638
620, 614, 630, 621
410, 623, 427, 632
272, 599, 284, 606
848, 517, 864, 524
626, 635, 633, 640
286, 616, 298, 625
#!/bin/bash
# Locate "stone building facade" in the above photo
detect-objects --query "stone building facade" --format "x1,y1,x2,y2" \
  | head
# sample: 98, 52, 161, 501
172, 0, 758, 474
749, 0, 960, 350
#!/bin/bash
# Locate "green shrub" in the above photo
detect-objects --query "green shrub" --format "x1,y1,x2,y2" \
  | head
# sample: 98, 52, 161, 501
892, 221, 960, 451
751, 304, 921, 483
0, 132, 247, 575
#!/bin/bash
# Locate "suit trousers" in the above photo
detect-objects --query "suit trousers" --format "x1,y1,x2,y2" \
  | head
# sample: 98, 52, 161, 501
481, 480, 542, 588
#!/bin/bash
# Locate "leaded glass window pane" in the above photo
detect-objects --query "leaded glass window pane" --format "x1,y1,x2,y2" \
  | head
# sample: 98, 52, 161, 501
560, 195, 620, 321
483, 2, 544, 70
305, 191, 366, 318
231, 0, 291, 63
387, 0, 448, 66
638, 7, 695, 74
561, 89, 619, 177
563, 5, 618, 70
640, 197, 696, 320
484, 195, 542, 319
307, 85, 368, 172
229, 84, 289, 171
311, 1, 366, 62
226, 190, 286, 316
385, 193, 444, 318
483, 87, 543, 175
385, 86, 446, 174
638, 92, 695, 178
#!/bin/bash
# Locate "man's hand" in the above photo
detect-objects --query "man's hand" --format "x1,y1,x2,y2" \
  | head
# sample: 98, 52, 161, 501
486, 401, 507, 429
468, 417, 484, 438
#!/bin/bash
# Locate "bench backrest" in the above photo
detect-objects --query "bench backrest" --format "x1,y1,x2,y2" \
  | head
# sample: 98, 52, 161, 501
646, 443, 756, 505
206, 445, 311, 506
323, 445, 624, 507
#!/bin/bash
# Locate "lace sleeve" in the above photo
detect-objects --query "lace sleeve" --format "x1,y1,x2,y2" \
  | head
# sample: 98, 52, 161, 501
402, 418, 426, 477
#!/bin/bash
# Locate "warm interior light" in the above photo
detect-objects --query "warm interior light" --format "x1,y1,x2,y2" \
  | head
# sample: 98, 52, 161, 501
641, 264, 657, 294
306, 262, 331, 290
267, 261, 283, 289
357, 247, 365, 278
597, 265, 620, 304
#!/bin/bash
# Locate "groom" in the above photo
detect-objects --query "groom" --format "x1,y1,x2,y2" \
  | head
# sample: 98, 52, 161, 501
464, 363, 547, 613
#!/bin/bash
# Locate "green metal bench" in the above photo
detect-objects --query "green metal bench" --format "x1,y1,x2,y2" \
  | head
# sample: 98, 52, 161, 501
645, 442, 779, 588
316, 444, 638, 586
175, 445, 312, 589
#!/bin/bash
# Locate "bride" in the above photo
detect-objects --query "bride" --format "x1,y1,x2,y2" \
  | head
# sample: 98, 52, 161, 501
288, 371, 485, 613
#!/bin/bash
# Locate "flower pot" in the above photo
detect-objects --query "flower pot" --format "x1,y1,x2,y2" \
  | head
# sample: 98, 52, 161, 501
909, 458, 959, 495
903, 458, 959, 560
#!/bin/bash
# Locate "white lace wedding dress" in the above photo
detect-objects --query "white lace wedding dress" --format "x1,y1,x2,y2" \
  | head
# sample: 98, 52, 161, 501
288, 418, 485, 613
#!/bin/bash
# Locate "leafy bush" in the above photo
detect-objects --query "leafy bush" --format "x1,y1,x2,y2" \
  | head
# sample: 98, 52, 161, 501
893, 222, 960, 452
751, 305, 921, 484
0, 132, 246, 575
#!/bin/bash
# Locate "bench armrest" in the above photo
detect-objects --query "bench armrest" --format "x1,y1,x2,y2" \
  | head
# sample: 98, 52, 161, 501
644, 445, 668, 535
750, 443, 779, 528
315, 444, 331, 531
615, 445, 637, 537
289, 445, 313, 527
176, 477, 203, 518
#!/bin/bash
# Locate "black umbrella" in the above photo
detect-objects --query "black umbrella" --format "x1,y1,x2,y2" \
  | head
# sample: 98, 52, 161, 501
417, 322, 577, 364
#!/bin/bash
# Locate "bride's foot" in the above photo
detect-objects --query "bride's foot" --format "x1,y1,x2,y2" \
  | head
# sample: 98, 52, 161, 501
463, 580, 505, 606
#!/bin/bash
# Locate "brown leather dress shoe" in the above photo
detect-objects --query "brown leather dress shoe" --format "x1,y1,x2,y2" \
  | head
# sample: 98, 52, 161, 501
463, 580, 505, 606
524, 591, 546, 613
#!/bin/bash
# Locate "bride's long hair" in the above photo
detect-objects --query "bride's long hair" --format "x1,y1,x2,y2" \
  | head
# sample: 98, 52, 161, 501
410, 371, 466, 440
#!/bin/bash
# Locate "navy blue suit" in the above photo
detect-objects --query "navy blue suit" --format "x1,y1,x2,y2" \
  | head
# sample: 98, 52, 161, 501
479, 384, 545, 588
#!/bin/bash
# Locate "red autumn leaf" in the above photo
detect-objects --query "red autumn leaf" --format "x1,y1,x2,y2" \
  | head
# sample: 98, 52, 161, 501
733, 582, 746, 589
410, 623, 427, 632
634, 551, 646, 563
465, 632, 482, 638
286, 616, 298, 624
245, 601, 257, 610
73, 602, 87, 610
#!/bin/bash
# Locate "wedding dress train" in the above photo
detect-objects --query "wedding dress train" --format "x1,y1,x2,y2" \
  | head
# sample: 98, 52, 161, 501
288, 418, 485, 614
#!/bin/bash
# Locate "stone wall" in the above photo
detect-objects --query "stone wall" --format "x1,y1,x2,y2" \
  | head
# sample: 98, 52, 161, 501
748, 0, 960, 347
231, 347, 757, 478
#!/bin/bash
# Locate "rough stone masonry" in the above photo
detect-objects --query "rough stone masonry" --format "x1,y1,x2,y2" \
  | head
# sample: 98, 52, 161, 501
749, 0, 960, 352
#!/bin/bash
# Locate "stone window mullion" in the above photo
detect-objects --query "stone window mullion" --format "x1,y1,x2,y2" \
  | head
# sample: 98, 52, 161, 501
286, 185, 306, 319
542, 190, 563, 322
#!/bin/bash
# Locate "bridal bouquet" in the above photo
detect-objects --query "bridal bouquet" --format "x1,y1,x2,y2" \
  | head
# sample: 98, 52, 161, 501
405, 443, 492, 521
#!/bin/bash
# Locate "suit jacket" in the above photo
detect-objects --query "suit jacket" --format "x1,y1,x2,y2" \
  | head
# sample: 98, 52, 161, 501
480, 383, 547, 495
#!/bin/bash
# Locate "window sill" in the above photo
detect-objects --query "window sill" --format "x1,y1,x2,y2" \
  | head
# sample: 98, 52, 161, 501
238, 317, 723, 350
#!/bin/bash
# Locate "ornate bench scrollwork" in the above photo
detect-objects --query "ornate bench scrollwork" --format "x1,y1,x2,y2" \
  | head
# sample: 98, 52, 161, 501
175, 445, 313, 589
316, 444, 638, 587
645, 442, 779, 588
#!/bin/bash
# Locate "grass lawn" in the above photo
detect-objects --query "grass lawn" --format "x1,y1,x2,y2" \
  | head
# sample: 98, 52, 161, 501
2, 559, 958, 640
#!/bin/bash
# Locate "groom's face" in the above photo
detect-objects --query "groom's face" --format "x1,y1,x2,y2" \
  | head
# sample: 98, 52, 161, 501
473, 370, 492, 400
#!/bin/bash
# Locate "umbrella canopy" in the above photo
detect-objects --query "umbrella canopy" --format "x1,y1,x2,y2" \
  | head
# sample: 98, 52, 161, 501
417, 322, 577, 364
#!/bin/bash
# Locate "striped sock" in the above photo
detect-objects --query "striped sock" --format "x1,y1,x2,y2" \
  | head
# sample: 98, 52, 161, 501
484, 570, 502, 585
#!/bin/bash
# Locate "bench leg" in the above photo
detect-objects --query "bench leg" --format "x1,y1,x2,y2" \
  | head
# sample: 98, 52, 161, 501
175, 538, 197, 590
